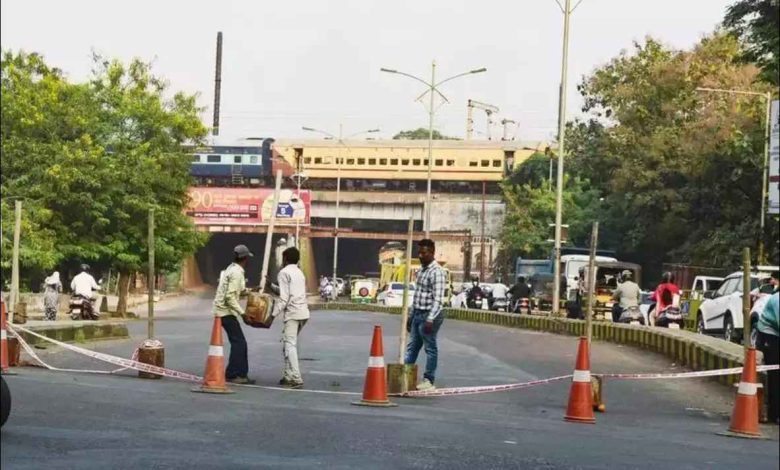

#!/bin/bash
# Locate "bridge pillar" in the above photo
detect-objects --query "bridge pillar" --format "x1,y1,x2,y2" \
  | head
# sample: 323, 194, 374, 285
180, 255, 205, 290
299, 236, 318, 293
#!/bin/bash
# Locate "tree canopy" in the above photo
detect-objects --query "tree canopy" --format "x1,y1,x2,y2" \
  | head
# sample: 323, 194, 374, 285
1, 51, 208, 303
392, 128, 459, 140
724, 0, 780, 85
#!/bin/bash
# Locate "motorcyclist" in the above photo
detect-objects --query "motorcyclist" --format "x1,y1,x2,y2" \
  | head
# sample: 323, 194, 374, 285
466, 277, 485, 308
70, 264, 100, 318
509, 275, 531, 312
611, 270, 641, 322
488, 282, 509, 309
650, 271, 681, 325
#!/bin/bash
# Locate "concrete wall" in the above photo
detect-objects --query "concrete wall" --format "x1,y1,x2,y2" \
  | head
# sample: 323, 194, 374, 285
429, 197, 504, 237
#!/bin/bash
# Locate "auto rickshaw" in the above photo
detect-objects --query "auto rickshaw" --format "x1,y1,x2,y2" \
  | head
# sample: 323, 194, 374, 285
350, 279, 377, 304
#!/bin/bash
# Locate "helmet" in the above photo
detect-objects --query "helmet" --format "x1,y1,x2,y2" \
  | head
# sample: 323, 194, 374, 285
80, 264, 91, 272
621, 270, 633, 280
233, 244, 254, 259
661, 271, 675, 283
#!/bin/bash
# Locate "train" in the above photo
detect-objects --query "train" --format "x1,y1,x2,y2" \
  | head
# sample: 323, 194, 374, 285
188, 138, 274, 187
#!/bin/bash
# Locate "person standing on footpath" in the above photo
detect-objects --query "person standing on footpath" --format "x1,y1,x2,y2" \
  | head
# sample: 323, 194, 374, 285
43, 271, 62, 321
405, 239, 447, 392
272, 247, 310, 389
213, 244, 255, 385
757, 292, 779, 425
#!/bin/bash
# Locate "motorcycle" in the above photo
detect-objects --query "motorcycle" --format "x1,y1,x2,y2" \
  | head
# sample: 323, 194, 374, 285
650, 305, 683, 329
467, 293, 485, 310
617, 305, 645, 325
320, 284, 334, 302
69, 294, 99, 320
510, 295, 531, 315
490, 296, 509, 312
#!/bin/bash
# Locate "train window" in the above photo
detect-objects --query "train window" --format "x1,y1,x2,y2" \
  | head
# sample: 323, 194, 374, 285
315, 157, 323, 164
412, 159, 421, 166
304, 157, 312, 164
250, 156, 258, 164
234, 155, 242, 164
207, 155, 221, 163
391, 159, 399, 165
369, 158, 376, 165
358, 158, 366, 165
402, 159, 409, 166
190, 155, 200, 162
379, 158, 388, 165
347, 158, 355, 165
469, 161, 478, 167
323, 157, 332, 164
481, 160, 489, 167
435, 159, 443, 166
493, 160, 501, 167
446, 159, 455, 166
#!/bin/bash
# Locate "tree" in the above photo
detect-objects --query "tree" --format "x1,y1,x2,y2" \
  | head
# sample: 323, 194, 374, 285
392, 128, 459, 140
565, 33, 777, 278
724, 0, 780, 85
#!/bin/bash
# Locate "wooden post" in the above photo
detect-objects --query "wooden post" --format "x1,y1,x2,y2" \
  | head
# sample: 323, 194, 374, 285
586, 222, 599, 346
9, 200, 21, 322
398, 217, 414, 364
260, 170, 283, 292
147, 209, 155, 339
742, 248, 751, 358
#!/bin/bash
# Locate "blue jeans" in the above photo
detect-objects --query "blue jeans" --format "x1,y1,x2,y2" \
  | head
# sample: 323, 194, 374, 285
405, 309, 444, 383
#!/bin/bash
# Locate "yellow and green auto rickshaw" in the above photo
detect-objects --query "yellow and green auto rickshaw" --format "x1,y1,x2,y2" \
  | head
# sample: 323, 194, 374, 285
351, 279, 377, 304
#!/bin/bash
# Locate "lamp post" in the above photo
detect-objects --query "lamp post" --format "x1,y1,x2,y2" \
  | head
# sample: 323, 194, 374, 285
380, 63, 487, 237
302, 126, 380, 284
696, 87, 773, 264
289, 172, 308, 248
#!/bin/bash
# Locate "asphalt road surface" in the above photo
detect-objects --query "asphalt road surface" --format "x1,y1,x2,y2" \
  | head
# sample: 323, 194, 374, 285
1, 294, 778, 469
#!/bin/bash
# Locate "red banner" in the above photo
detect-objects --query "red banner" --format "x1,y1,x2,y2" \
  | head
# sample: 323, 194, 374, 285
187, 187, 311, 226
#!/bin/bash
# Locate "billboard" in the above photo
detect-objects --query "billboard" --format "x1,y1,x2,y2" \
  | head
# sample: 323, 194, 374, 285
187, 187, 311, 226
769, 100, 779, 215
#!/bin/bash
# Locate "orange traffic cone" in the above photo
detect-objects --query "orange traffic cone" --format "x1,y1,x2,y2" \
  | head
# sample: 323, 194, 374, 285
192, 317, 234, 394
720, 348, 763, 439
564, 337, 595, 424
1, 300, 15, 375
352, 325, 397, 407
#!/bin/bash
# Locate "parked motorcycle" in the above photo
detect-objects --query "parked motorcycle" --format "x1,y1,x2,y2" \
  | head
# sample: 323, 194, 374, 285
68, 295, 99, 320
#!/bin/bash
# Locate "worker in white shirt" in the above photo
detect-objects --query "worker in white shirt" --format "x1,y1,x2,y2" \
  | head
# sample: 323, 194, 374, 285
272, 247, 310, 389
71, 264, 99, 300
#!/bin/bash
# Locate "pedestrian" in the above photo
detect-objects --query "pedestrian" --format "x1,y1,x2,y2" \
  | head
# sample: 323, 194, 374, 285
43, 271, 62, 321
757, 292, 779, 425
213, 244, 255, 385
405, 239, 447, 391
272, 247, 310, 389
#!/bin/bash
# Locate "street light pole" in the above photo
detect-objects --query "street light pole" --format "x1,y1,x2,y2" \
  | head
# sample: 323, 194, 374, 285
696, 87, 773, 263
302, 125, 379, 284
290, 172, 308, 249
381, 64, 487, 238
552, 0, 572, 316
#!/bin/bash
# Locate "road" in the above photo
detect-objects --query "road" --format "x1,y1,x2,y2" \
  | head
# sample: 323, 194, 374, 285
1, 293, 778, 469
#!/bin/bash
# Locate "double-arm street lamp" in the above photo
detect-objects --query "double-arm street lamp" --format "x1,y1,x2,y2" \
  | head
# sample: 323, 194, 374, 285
301, 125, 380, 285
380, 63, 487, 237
696, 87, 773, 264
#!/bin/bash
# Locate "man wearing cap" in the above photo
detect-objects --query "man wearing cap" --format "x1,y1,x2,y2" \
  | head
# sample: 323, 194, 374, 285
213, 244, 254, 385
611, 270, 641, 323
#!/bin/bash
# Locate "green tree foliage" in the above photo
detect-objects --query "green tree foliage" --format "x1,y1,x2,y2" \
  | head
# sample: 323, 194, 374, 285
392, 128, 459, 140
565, 33, 777, 277
724, 0, 780, 85
1, 51, 208, 308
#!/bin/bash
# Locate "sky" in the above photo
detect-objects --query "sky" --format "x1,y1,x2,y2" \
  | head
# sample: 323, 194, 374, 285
1, 0, 736, 143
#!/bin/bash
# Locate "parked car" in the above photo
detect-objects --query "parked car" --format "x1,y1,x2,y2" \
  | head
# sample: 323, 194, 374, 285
376, 282, 416, 307
696, 267, 778, 343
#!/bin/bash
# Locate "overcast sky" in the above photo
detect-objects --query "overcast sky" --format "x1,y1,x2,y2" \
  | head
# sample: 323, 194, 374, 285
1, 0, 735, 143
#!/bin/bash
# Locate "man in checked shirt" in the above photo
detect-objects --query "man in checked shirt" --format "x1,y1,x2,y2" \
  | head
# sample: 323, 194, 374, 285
405, 238, 447, 391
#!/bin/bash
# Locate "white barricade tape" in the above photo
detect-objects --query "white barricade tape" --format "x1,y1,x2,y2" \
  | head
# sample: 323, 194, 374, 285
8, 324, 203, 383
402, 375, 574, 397
595, 365, 779, 380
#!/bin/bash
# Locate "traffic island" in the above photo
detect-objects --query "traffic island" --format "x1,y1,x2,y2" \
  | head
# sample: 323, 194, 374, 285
10, 320, 129, 348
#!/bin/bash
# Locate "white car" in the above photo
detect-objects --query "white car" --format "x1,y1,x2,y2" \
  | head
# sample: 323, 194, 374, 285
696, 267, 778, 343
376, 282, 415, 307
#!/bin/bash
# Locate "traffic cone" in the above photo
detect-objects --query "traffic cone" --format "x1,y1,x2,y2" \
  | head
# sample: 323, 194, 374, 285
564, 337, 595, 423
192, 317, 234, 394
720, 348, 763, 438
1, 300, 15, 375
352, 325, 397, 407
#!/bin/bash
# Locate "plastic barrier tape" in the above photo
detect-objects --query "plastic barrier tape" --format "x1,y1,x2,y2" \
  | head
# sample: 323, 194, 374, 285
402, 375, 574, 397
15, 330, 139, 375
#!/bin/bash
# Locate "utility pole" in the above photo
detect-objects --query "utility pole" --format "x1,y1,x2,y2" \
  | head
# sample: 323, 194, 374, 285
9, 200, 21, 321
147, 209, 155, 339
552, 0, 573, 316
480, 181, 486, 281
212, 31, 223, 137
425, 60, 436, 238
585, 222, 598, 346
333, 123, 343, 285
742, 248, 751, 358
